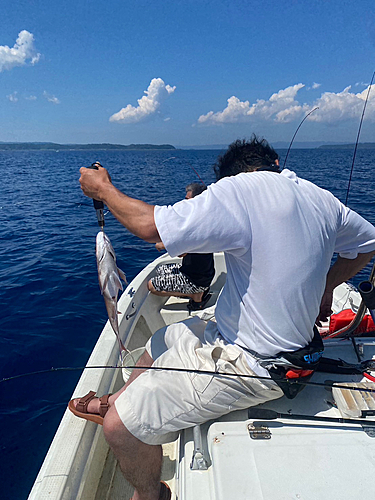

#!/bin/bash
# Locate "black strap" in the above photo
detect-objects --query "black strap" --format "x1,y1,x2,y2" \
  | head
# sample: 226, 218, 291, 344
274, 326, 324, 370
315, 357, 364, 375
256, 166, 281, 173
268, 367, 314, 399
265, 327, 324, 399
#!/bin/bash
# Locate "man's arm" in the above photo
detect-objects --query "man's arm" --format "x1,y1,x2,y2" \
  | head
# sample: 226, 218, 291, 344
79, 166, 161, 243
318, 252, 375, 323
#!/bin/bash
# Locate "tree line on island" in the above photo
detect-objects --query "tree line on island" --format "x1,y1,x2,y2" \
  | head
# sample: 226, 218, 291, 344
1, 141, 375, 151
0, 142, 176, 151
317, 143, 375, 150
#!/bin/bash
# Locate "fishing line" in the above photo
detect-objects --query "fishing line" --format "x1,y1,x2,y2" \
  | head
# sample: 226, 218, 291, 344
344, 70, 375, 206
282, 107, 319, 169
162, 156, 206, 187
189, 164, 206, 187
2, 364, 375, 394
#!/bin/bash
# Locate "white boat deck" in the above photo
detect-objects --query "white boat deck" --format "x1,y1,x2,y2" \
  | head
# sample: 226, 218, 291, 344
179, 345, 375, 500
28, 253, 375, 500
89, 338, 375, 500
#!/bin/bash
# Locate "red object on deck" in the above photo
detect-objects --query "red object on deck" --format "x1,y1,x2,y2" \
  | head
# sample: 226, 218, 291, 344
285, 369, 314, 379
329, 309, 375, 335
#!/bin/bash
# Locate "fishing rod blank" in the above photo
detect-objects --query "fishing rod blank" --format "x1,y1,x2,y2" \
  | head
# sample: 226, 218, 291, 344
282, 107, 319, 169
248, 408, 375, 426
3, 365, 375, 396
345, 71, 375, 205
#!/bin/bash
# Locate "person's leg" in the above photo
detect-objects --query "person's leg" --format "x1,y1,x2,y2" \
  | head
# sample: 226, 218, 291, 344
106, 321, 283, 500
147, 279, 204, 301
103, 319, 206, 498
69, 318, 204, 419
103, 406, 163, 500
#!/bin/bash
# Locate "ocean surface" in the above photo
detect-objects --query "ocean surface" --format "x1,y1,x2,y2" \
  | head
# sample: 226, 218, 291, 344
1, 148, 375, 499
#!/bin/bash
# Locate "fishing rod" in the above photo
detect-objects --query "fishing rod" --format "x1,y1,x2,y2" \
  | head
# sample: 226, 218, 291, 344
345, 71, 375, 206
85, 161, 128, 359
326, 73, 375, 338
87, 161, 105, 229
3, 364, 375, 394
189, 164, 206, 187
282, 107, 319, 169
248, 408, 375, 427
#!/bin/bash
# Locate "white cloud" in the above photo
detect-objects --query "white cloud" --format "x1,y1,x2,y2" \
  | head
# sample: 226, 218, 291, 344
197, 83, 375, 126
198, 96, 251, 124
25, 95, 37, 101
6, 91, 18, 102
312, 82, 321, 89
198, 84, 307, 124
43, 91, 60, 104
109, 78, 176, 123
0, 30, 41, 72
308, 85, 375, 123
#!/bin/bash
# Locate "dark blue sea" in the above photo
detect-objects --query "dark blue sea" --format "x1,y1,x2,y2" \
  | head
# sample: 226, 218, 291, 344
1, 148, 375, 499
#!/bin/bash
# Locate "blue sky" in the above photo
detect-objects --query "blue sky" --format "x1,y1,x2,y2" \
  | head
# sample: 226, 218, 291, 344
1, 0, 375, 146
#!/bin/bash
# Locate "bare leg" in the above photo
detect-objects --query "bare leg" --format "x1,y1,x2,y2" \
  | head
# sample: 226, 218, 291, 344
104, 406, 163, 500
70, 350, 165, 499
147, 280, 204, 302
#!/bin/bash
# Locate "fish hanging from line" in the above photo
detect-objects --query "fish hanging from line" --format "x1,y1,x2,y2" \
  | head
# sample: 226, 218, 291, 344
96, 230, 127, 354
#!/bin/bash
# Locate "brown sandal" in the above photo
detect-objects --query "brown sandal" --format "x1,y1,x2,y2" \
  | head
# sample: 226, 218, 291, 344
159, 482, 172, 500
130, 482, 171, 500
68, 391, 111, 425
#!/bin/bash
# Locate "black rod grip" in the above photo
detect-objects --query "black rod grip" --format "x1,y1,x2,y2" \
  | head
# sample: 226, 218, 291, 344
87, 162, 104, 210
87, 162, 105, 228
248, 407, 375, 426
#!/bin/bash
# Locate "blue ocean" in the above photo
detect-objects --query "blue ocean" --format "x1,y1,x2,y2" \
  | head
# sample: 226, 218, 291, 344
1, 148, 374, 499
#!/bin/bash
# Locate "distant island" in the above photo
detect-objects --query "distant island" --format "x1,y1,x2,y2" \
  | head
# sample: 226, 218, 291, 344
0, 142, 176, 151
2, 141, 375, 152
318, 143, 375, 150
179, 141, 375, 150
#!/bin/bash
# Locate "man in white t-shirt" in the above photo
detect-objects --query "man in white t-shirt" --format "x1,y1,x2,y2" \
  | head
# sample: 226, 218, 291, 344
71, 136, 375, 500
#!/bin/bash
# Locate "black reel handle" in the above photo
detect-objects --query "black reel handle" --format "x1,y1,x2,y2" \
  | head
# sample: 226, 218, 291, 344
87, 161, 105, 228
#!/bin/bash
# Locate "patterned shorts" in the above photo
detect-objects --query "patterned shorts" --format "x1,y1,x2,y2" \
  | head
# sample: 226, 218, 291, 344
150, 263, 208, 294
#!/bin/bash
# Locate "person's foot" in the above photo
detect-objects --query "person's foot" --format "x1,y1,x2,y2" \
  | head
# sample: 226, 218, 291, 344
159, 482, 172, 500
130, 481, 171, 500
68, 391, 112, 425
188, 289, 212, 312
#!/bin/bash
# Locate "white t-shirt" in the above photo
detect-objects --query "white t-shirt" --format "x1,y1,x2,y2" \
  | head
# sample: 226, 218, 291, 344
154, 169, 375, 358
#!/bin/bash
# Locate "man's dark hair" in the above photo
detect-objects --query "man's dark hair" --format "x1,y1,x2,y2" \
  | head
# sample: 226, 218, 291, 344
186, 182, 207, 197
214, 134, 279, 180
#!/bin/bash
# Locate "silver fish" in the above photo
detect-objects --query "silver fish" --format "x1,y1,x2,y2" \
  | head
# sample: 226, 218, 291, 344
96, 231, 127, 351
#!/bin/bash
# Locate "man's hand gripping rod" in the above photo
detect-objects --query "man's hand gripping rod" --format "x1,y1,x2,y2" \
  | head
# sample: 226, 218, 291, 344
87, 161, 105, 229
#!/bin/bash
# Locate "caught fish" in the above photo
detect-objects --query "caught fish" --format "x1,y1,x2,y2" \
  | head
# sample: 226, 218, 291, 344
96, 230, 127, 353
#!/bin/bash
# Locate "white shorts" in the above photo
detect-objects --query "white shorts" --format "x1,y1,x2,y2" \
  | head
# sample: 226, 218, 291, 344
114, 317, 283, 445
